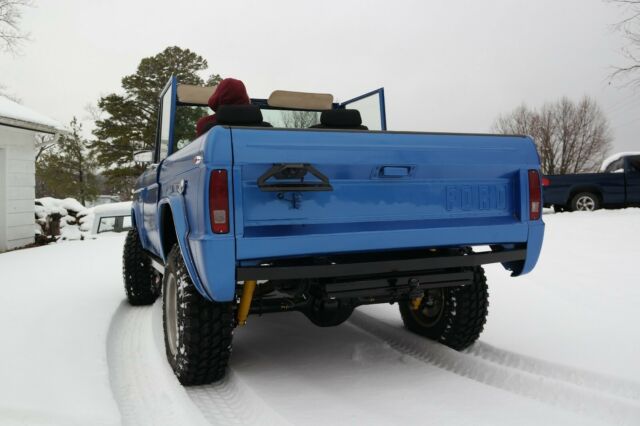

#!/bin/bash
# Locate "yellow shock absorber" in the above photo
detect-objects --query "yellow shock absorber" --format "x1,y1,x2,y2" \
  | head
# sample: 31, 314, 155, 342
410, 296, 423, 311
237, 280, 257, 326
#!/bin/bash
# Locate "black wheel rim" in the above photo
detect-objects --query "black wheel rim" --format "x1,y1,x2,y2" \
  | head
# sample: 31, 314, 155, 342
409, 288, 445, 328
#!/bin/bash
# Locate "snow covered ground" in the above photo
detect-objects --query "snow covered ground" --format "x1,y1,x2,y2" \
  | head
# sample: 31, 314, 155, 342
1, 209, 639, 425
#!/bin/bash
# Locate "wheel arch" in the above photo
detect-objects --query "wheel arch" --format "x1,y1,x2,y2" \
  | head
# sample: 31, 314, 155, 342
568, 185, 602, 205
159, 203, 178, 261
130, 208, 137, 229
158, 197, 213, 300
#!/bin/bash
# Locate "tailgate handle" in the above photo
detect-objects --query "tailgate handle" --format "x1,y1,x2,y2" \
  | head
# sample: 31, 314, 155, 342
257, 163, 333, 192
379, 166, 412, 178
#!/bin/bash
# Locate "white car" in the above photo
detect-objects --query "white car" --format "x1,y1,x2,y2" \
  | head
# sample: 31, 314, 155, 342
79, 202, 133, 235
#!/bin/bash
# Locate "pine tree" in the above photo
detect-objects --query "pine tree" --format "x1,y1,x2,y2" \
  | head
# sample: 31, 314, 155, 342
92, 46, 220, 198
36, 117, 99, 204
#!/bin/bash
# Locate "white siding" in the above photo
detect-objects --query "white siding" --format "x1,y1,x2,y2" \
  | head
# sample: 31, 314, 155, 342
0, 147, 5, 251
0, 125, 36, 251
7, 224, 33, 240
7, 199, 33, 214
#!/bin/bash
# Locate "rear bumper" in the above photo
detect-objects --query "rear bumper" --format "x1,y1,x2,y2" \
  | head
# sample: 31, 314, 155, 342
190, 221, 544, 302
237, 248, 526, 281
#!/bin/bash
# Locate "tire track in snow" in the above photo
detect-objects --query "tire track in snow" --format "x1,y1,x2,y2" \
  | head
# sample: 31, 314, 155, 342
107, 301, 210, 426
348, 310, 640, 426
469, 341, 640, 402
107, 301, 288, 426
187, 370, 292, 426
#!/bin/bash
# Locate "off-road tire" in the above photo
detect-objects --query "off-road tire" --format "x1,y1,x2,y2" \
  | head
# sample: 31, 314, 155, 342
399, 267, 489, 350
122, 229, 160, 305
570, 192, 600, 212
163, 244, 234, 386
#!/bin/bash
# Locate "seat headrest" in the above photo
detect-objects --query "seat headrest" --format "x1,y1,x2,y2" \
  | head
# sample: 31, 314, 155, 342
217, 105, 264, 125
320, 109, 364, 128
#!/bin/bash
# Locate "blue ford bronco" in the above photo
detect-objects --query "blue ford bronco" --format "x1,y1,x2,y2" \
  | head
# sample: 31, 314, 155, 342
122, 77, 545, 386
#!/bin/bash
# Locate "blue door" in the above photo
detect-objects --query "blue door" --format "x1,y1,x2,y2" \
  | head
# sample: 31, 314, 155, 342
340, 88, 387, 130
139, 77, 177, 256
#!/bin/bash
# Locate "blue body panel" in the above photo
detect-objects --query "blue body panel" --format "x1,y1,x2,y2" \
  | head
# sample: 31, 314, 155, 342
134, 124, 545, 303
231, 130, 542, 265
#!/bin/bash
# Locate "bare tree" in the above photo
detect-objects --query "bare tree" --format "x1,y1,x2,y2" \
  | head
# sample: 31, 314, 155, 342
493, 96, 613, 175
34, 133, 57, 162
281, 110, 320, 128
608, 0, 640, 85
0, 0, 32, 53
0, 82, 20, 102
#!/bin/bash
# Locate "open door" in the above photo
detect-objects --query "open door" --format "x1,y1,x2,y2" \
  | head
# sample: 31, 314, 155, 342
136, 76, 177, 256
156, 76, 178, 162
340, 88, 387, 130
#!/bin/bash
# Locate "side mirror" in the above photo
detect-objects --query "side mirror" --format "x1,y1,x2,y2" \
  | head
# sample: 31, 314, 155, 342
133, 150, 153, 164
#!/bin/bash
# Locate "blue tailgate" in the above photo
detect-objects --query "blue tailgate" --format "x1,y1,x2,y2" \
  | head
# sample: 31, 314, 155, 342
231, 129, 541, 263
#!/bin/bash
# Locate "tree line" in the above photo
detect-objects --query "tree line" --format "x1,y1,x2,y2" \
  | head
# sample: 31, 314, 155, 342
35, 46, 221, 201
493, 97, 612, 175
35, 46, 616, 203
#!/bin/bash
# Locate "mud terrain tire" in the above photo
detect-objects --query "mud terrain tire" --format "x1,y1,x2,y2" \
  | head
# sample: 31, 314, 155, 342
399, 267, 489, 350
122, 229, 160, 305
162, 244, 234, 386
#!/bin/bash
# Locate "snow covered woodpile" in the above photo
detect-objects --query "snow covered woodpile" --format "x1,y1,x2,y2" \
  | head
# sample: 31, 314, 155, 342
0, 95, 65, 251
35, 197, 90, 241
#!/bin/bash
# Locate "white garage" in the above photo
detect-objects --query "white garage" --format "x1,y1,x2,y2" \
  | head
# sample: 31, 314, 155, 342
0, 96, 64, 252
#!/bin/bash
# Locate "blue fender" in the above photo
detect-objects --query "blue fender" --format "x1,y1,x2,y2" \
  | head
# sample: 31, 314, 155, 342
519, 221, 545, 276
158, 196, 213, 300
131, 202, 146, 245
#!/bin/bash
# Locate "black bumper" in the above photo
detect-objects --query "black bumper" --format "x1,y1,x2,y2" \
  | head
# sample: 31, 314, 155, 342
236, 248, 526, 281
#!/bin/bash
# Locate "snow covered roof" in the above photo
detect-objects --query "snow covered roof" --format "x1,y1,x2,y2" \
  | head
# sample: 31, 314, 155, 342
0, 95, 65, 134
600, 152, 640, 172
90, 201, 132, 216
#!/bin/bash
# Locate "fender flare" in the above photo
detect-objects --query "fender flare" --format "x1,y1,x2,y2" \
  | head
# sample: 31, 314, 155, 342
130, 202, 149, 248
158, 196, 213, 300
130, 208, 137, 229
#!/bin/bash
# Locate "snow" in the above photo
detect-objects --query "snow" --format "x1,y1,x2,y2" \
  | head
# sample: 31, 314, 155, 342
36, 197, 87, 215
35, 197, 88, 218
59, 223, 84, 241
1, 209, 640, 425
90, 202, 132, 216
78, 211, 94, 232
0, 95, 65, 131
35, 197, 93, 240
600, 151, 640, 172
35, 197, 69, 218
0, 234, 124, 426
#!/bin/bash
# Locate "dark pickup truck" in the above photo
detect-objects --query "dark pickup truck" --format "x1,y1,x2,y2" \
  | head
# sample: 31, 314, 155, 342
543, 154, 640, 211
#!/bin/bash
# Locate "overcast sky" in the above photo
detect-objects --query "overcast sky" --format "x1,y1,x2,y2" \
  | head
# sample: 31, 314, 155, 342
1, 0, 638, 152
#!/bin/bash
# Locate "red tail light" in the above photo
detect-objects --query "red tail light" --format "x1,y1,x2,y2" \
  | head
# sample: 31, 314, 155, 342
209, 169, 229, 234
541, 177, 551, 187
528, 170, 542, 221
